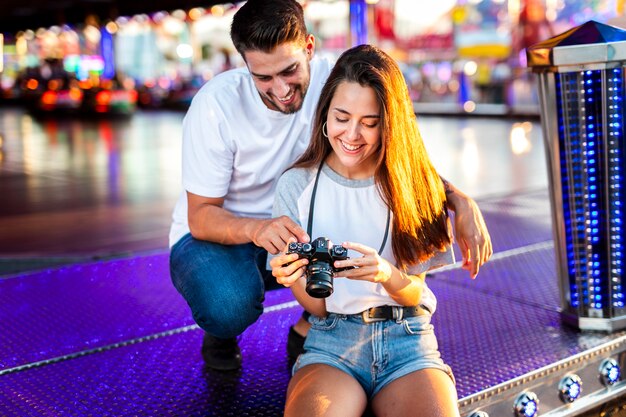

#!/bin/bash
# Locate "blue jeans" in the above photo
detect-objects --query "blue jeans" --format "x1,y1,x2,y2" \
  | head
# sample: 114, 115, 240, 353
170, 233, 277, 338
294, 313, 455, 397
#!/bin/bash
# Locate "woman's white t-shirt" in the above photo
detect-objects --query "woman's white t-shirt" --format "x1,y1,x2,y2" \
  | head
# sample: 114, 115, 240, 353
272, 163, 455, 315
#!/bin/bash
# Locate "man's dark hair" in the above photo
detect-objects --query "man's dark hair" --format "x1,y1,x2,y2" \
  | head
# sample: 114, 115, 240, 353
230, 0, 308, 57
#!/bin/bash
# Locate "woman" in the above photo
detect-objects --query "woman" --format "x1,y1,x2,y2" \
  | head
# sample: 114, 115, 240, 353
270, 44, 460, 417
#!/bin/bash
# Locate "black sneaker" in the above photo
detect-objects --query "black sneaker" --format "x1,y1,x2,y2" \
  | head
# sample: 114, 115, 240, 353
287, 326, 306, 366
201, 333, 242, 371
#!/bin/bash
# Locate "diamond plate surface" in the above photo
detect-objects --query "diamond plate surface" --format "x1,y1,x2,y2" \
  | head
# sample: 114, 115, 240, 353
429, 279, 626, 397
3, 188, 626, 416
0, 307, 301, 417
431, 246, 560, 311
472, 188, 553, 252
2, 278, 623, 415
0, 252, 296, 370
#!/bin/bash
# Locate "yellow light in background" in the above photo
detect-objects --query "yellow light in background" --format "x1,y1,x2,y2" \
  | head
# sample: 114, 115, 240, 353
452, 5, 467, 24
163, 16, 185, 35
172, 9, 187, 20
84, 25, 101, 43
176, 43, 193, 59
189, 8, 205, 21
463, 60, 477, 76
105, 21, 118, 34
21, 115, 34, 175
510, 122, 533, 155
463, 101, 476, 113
16, 36, 27, 56
210, 5, 225, 17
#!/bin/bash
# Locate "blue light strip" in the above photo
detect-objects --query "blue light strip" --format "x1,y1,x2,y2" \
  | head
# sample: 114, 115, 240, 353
556, 66, 626, 316
557, 71, 606, 316
556, 72, 587, 310
349, 0, 368, 46
583, 69, 605, 311
100, 28, 115, 80
607, 68, 626, 311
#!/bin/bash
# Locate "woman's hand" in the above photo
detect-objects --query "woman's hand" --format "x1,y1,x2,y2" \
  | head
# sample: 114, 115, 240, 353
270, 241, 309, 288
332, 241, 393, 283
444, 180, 492, 279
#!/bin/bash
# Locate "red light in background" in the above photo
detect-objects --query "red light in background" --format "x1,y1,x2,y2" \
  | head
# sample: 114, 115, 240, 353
26, 79, 39, 90
41, 91, 57, 105
96, 90, 112, 106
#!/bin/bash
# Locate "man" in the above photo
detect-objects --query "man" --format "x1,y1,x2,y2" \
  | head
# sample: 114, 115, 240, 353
169, 0, 492, 371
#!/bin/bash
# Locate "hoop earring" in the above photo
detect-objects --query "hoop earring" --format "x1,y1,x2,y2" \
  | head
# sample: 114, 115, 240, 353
322, 122, 328, 138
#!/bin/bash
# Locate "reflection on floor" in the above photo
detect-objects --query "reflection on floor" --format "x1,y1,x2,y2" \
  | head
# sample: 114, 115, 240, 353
0, 107, 547, 263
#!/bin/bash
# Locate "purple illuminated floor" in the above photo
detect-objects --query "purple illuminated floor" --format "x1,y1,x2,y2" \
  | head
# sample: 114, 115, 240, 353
1, 188, 624, 416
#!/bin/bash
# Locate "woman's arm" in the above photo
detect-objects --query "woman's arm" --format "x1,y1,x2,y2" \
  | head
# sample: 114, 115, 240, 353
334, 241, 426, 306
381, 268, 426, 306
441, 177, 493, 279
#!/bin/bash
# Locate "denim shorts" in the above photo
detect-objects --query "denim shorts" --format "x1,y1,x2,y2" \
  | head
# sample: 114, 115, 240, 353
293, 312, 455, 398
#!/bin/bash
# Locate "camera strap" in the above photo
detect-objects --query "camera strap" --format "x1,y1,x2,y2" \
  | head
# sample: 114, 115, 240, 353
307, 161, 390, 254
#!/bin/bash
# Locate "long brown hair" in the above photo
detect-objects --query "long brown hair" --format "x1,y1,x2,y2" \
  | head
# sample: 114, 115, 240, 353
293, 44, 451, 269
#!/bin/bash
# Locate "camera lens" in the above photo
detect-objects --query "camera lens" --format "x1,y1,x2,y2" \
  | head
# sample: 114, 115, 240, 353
305, 261, 334, 298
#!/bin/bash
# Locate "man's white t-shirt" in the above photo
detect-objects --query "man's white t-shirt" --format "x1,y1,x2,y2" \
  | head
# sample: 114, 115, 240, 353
169, 57, 334, 247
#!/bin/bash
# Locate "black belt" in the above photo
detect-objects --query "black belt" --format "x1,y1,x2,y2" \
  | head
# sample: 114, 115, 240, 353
359, 305, 431, 324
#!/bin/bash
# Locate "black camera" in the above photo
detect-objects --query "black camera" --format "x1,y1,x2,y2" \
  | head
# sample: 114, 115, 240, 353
287, 237, 351, 298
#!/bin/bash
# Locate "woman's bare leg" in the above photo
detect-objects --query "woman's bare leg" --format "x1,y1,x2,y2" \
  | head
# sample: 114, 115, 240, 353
285, 364, 368, 417
371, 368, 459, 417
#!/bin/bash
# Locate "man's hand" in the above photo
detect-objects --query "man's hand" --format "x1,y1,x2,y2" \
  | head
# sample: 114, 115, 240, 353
251, 216, 309, 255
443, 180, 492, 279
187, 192, 308, 252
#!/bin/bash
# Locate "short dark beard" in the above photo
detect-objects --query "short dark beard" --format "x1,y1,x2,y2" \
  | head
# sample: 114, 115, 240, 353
264, 60, 311, 115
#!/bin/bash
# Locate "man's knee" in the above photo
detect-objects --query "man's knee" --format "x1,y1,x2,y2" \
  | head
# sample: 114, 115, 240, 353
168, 236, 264, 337
193, 300, 263, 338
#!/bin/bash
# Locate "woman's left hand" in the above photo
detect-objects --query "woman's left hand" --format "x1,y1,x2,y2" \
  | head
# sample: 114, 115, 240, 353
333, 241, 393, 283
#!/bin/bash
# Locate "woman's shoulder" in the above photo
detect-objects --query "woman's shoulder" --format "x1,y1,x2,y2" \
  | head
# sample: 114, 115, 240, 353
273, 166, 318, 218
275, 166, 318, 203
277, 166, 316, 188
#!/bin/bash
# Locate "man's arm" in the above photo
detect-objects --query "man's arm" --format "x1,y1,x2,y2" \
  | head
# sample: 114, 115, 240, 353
441, 178, 493, 279
187, 191, 309, 255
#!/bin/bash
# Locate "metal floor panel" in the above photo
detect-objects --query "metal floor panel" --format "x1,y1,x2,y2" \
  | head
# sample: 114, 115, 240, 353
2, 274, 622, 416
461, 188, 553, 253
431, 246, 559, 311
429, 278, 625, 397
0, 310, 300, 417
2, 188, 626, 416
0, 254, 295, 370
